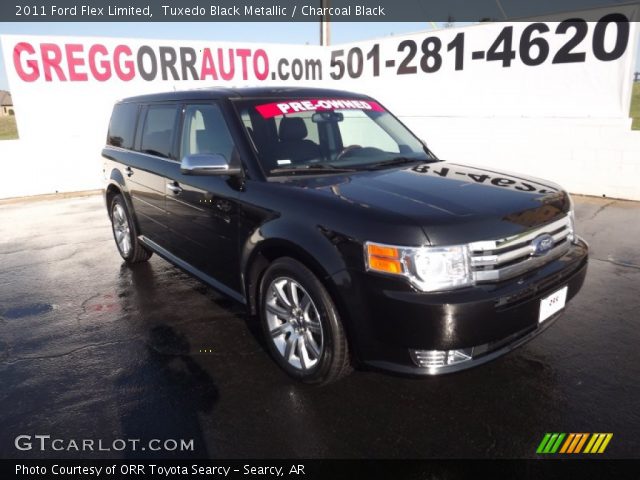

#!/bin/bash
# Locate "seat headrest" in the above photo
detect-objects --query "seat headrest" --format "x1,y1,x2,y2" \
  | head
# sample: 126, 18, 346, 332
278, 117, 308, 141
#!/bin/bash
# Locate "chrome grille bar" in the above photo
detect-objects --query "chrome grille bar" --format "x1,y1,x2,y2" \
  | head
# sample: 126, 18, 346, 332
468, 215, 570, 253
469, 215, 573, 283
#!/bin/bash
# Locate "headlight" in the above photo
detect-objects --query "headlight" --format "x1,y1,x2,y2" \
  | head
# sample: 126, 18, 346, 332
365, 242, 474, 292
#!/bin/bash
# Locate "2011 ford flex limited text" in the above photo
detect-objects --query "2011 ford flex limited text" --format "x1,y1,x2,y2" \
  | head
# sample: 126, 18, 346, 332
102, 87, 588, 384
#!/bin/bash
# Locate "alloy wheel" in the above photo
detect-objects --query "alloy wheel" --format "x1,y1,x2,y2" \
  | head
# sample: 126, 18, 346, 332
264, 276, 324, 371
112, 203, 132, 257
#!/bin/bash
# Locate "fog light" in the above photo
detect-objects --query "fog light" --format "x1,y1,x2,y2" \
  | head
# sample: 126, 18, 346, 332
411, 348, 473, 368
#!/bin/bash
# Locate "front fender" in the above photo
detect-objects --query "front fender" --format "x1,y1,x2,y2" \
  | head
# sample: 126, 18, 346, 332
241, 218, 350, 277
240, 217, 353, 313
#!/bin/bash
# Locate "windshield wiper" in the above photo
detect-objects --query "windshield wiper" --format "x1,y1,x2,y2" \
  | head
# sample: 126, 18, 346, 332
270, 164, 357, 175
363, 157, 436, 170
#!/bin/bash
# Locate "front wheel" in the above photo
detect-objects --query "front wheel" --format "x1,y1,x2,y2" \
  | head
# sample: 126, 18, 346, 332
109, 194, 152, 264
259, 257, 351, 384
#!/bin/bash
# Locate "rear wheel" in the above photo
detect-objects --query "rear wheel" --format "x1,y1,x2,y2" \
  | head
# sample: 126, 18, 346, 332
259, 257, 351, 384
109, 194, 152, 264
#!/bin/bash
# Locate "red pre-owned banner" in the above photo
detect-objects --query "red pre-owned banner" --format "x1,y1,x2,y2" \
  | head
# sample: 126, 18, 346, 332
255, 99, 384, 118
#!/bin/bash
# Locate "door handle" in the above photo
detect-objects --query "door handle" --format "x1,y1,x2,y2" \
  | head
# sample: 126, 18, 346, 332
124, 166, 134, 177
167, 183, 183, 194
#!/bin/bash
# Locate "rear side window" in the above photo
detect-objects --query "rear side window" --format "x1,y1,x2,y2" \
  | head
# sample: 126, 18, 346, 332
139, 104, 179, 159
107, 103, 138, 149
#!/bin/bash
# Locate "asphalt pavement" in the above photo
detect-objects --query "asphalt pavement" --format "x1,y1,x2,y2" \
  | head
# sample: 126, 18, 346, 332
0, 193, 638, 459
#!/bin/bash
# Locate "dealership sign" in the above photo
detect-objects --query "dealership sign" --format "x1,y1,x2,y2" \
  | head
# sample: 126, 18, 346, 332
0, 4, 638, 199
4, 6, 638, 118
12, 42, 273, 82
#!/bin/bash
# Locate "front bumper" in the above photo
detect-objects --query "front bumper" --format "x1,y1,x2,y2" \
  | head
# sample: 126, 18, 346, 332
332, 238, 588, 375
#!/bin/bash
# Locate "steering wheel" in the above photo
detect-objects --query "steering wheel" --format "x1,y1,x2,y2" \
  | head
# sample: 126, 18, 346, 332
336, 144, 362, 161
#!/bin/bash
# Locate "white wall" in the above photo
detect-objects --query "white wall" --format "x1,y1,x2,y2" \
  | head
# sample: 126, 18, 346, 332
0, 137, 103, 199
3, 117, 638, 201
404, 117, 640, 201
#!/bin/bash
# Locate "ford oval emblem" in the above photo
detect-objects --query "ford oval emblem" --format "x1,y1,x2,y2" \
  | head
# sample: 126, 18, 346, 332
532, 234, 555, 256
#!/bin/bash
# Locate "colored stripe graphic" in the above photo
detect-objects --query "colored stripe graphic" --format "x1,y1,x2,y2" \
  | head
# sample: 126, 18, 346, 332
543, 433, 559, 453
536, 433, 565, 454
567, 433, 589, 453
569, 433, 583, 453
584, 433, 614, 454
584, 433, 598, 453
538, 433, 613, 454
550, 433, 565, 453
597, 434, 613, 453
536, 433, 552, 454
574, 433, 589, 453
592, 434, 606, 453
559, 433, 575, 453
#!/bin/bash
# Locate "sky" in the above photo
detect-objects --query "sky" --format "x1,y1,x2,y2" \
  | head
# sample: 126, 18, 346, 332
0, 21, 638, 90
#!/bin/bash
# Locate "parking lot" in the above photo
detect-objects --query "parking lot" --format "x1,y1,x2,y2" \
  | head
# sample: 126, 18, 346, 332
0, 193, 639, 459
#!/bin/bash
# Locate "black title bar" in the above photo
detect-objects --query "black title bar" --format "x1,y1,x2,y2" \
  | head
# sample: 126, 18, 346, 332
3, 0, 638, 22
3, 459, 640, 480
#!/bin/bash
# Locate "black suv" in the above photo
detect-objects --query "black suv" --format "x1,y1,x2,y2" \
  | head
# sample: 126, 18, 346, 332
103, 87, 588, 384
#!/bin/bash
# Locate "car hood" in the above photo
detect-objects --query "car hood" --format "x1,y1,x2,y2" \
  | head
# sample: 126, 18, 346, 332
276, 161, 571, 245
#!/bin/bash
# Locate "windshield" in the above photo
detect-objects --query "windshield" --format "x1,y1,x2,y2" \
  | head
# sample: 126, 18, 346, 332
234, 97, 436, 175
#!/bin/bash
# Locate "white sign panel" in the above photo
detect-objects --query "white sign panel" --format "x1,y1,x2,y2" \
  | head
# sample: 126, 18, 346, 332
0, 4, 638, 199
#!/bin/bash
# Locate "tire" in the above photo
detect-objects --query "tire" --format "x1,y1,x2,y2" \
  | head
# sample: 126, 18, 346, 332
258, 257, 351, 384
109, 194, 152, 264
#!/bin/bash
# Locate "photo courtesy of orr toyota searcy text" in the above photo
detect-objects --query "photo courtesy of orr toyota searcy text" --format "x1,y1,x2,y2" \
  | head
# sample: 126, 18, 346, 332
15, 464, 301, 476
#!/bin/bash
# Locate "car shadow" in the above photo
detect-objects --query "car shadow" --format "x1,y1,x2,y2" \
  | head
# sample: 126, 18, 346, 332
114, 262, 219, 459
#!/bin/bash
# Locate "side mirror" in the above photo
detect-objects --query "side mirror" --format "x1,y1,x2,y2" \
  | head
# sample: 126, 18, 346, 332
180, 153, 241, 176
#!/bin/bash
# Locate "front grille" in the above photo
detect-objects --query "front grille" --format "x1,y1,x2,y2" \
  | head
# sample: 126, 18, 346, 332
469, 215, 573, 283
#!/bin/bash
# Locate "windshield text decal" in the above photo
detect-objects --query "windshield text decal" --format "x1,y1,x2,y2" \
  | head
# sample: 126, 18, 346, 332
255, 99, 384, 118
